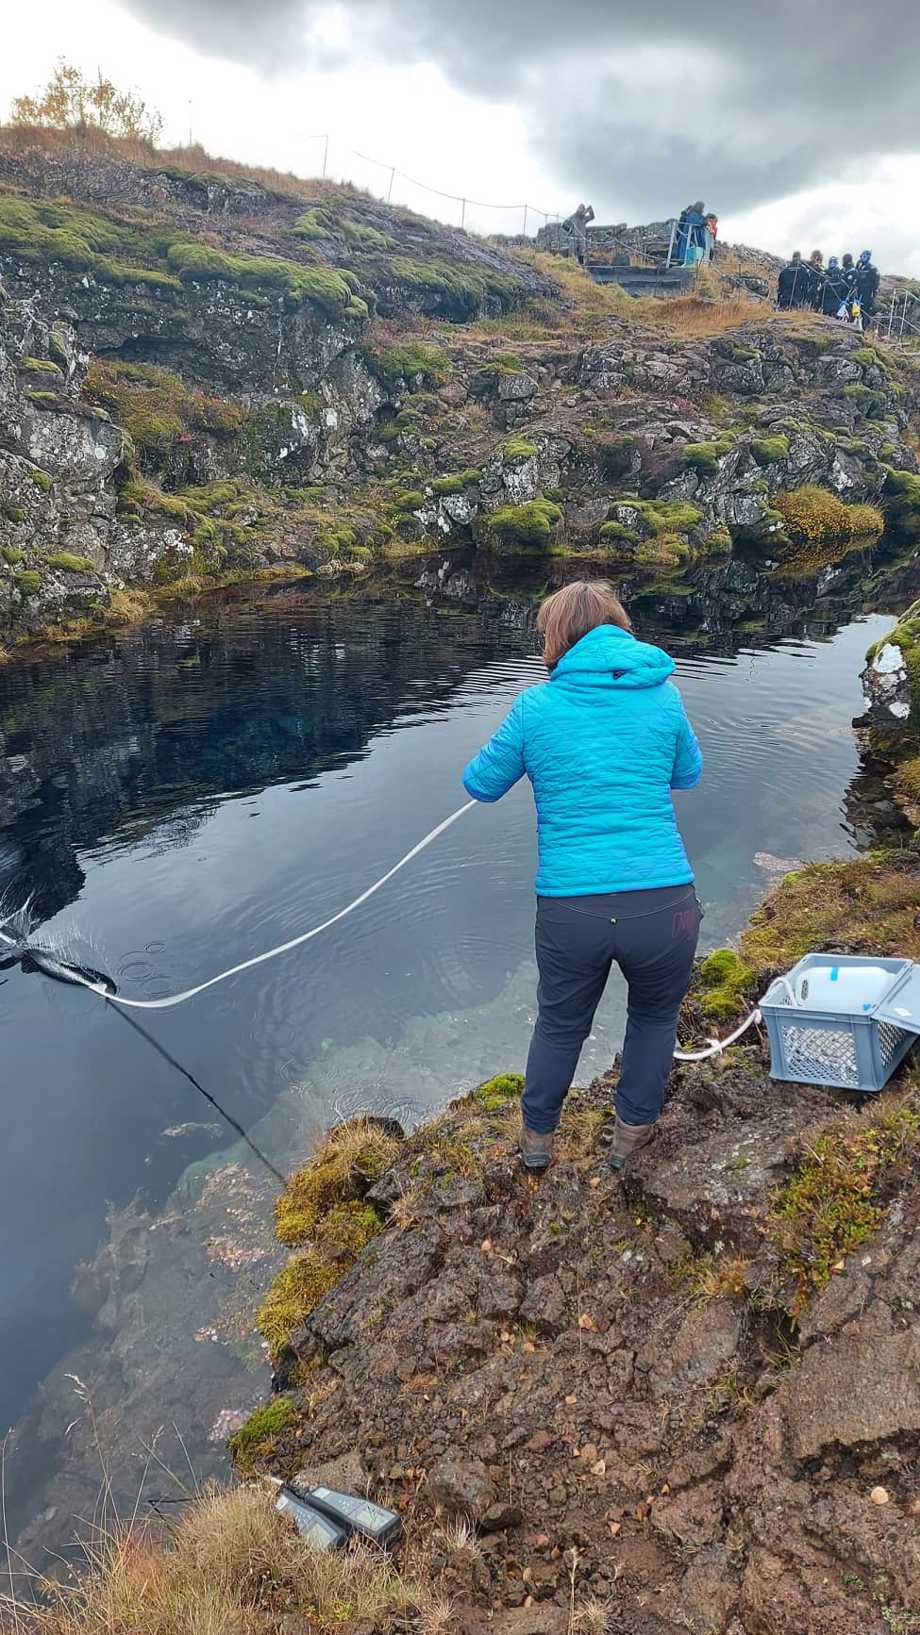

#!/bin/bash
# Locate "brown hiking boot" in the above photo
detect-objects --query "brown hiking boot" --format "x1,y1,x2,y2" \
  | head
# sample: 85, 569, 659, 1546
608, 1115, 656, 1172
519, 1124, 553, 1170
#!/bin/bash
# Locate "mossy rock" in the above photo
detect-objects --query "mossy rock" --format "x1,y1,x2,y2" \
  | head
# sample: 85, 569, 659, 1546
165, 241, 368, 319
751, 434, 790, 466
46, 552, 95, 573
227, 1397, 295, 1473
15, 571, 42, 597
502, 436, 538, 464
257, 1253, 340, 1356
18, 356, 63, 379
431, 469, 481, 496
629, 498, 703, 536
472, 1072, 524, 1111
2, 513, 25, 532
365, 342, 450, 385
480, 498, 562, 552
883, 468, 920, 533
698, 947, 755, 1022
598, 520, 640, 547
588, 432, 635, 482
30, 469, 53, 492
680, 438, 736, 473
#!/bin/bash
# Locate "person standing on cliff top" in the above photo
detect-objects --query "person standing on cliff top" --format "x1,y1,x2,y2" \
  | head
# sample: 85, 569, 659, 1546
462, 581, 703, 1173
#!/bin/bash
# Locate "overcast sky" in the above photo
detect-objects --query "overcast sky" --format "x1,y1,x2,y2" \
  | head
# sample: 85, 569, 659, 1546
3, 0, 918, 272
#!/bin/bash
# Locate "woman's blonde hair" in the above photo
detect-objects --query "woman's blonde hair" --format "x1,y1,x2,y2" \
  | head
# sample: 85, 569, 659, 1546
536, 579, 631, 667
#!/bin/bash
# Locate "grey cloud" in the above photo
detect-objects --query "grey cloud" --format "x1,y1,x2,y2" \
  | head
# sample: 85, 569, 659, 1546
119, 0, 920, 216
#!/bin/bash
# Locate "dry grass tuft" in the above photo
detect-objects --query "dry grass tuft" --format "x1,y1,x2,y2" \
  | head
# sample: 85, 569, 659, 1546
0, 122, 358, 204
275, 1117, 401, 1246
4, 1482, 432, 1635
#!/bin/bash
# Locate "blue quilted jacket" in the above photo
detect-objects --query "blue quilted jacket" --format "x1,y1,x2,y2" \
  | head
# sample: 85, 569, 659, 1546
462, 624, 702, 895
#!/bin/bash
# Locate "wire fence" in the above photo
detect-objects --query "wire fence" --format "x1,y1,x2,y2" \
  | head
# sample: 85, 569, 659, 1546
299, 133, 562, 239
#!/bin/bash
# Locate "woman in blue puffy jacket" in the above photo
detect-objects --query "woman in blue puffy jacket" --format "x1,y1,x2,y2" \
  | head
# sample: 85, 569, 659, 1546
462, 580, 703, 1172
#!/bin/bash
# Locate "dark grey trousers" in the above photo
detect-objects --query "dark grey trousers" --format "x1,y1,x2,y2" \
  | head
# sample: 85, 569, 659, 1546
523, 885, 701, 1134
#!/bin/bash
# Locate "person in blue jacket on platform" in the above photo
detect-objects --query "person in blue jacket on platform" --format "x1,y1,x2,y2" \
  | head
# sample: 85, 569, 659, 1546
462, 579, 703, 1173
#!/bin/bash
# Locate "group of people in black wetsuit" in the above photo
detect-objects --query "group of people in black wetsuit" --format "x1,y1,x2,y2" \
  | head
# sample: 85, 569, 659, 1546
776, 248, 880, 326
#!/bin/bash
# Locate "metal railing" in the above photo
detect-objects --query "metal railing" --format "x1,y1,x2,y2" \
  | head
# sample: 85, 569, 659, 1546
298, 133, 562, 238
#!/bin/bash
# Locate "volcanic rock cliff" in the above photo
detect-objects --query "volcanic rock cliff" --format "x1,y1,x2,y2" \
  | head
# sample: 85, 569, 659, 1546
2, 132, 919, 651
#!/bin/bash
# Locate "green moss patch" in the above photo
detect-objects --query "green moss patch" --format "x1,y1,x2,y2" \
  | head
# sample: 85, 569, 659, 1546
30, 470, 53, 491
46, 553, 94, 573
431, 469, 480, 495
164, 242, 368, 318
364, 341, 451, 386
502, 436, 538, 463
0, 194, 182, 289
84, 359, 245, 455
480, 498, 562, 551
751, 434, 790, 466
227, 1397, 295, 1473
697, 948, 756, 1023
770, 1099, 920, 1315
2, 543, 25, 561
883, 469, 920, 534
256, 1254, 340, 1356
472, 1072, 524, 1111
15, 571, 42, 596
680, 437, 736, 473
372, 255, 519, 319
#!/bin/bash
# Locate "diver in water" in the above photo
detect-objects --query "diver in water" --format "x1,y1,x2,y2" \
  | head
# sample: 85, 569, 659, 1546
463, 580, 703, 1175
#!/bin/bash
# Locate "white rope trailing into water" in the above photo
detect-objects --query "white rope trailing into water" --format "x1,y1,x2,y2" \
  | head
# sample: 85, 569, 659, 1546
2, 806, 764, 1061
10, 802, 479, 1010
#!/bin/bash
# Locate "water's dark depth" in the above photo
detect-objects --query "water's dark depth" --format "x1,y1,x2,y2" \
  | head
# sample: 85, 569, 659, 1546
0, 567, 908, 1544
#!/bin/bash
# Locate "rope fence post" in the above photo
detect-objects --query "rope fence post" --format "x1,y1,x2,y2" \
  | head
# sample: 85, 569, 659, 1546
387, 166, 395, 202
523, 203, 528, 237
460, 198, 467, 230
322, 135, 329, 178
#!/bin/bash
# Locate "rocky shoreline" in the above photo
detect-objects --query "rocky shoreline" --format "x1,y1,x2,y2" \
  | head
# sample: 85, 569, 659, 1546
3, 131, 919, 659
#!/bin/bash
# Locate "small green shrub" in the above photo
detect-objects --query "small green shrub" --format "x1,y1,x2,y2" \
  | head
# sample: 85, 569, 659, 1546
15, 571, 42, 596
2, 542, 25, 560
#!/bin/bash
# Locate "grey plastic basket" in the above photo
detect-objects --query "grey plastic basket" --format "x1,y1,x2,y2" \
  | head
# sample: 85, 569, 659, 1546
760, 954, 920, 1092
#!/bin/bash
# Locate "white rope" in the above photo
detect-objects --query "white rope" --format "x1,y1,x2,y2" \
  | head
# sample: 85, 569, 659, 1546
673, 1006, 762, 1061
4, 814, 764, 1065
10, 802, 476, 1011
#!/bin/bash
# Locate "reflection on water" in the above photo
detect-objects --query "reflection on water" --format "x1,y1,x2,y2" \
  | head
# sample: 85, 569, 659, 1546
0, 553, 914, 1555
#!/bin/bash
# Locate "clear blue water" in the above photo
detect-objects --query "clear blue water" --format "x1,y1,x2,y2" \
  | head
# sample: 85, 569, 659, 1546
0, 565, 909, 1549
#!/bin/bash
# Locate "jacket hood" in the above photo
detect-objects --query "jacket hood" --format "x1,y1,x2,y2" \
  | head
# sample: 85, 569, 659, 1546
551, 624, 675, 690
